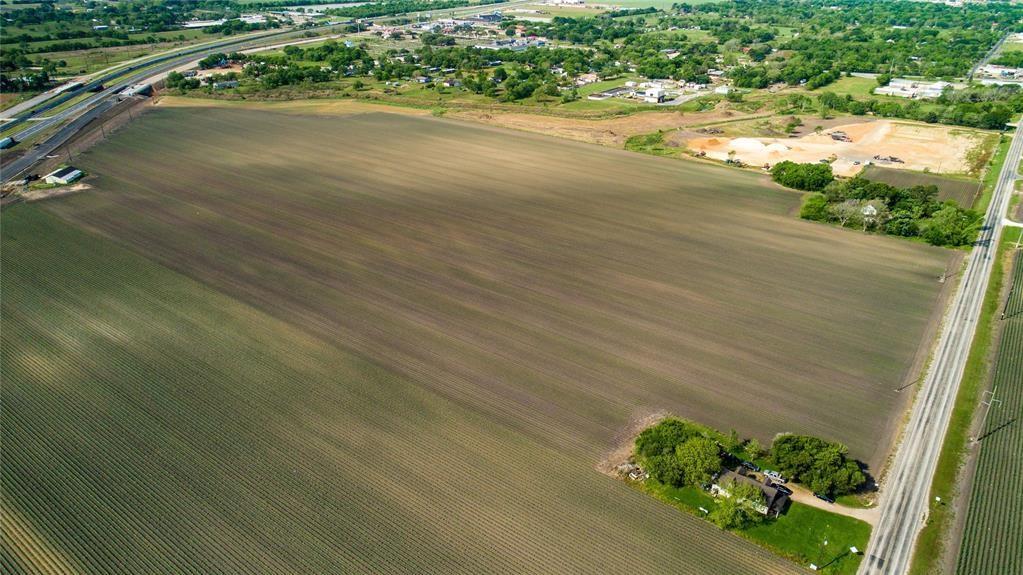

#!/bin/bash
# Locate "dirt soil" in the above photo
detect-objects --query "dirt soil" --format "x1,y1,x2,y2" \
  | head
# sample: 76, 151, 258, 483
786, 483, 880, 525
158, 94, 432, 117
448, 106, 751, 147
20, 182, 92, 202
596, 410, 669, 476
683, 120, 987, 177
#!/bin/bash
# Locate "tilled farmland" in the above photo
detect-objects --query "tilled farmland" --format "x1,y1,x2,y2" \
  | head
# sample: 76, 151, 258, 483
956, 251, 1023, 575
2, 106, 954, 573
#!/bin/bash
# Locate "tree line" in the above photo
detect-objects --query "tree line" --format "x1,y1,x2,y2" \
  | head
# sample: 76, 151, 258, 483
633, 418, 867, 528
777, 162, 984, 247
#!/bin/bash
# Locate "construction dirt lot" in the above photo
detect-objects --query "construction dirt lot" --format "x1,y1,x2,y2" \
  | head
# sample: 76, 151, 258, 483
681, 120, 991, 177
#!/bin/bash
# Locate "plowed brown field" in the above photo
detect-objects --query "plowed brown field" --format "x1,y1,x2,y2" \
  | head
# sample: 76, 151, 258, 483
2, 106, 955, 573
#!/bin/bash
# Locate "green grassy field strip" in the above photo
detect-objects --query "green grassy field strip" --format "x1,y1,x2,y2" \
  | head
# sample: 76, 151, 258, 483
624, 131, 683, 158
976, 134, 1012, 214
860, 165, 981, 208
955, 249, 1023, 574
908, 235, 1020, 575
0, 205, 804, 574
639, 479, 871, 575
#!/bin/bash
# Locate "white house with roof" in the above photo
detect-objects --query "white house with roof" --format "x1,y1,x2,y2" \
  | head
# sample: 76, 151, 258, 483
44, 166, 83, 185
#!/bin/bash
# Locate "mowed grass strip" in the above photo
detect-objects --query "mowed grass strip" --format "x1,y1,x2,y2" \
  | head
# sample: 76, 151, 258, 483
955, 250, 1023, 575
52, 107, 953, 468
860, 165, 981, 208
1, 206, 801, 574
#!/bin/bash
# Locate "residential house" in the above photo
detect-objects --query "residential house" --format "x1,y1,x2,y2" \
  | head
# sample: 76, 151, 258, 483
710, 468, 790, 517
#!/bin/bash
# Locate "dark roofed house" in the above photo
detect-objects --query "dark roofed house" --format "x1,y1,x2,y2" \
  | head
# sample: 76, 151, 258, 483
710, 468, 790, 517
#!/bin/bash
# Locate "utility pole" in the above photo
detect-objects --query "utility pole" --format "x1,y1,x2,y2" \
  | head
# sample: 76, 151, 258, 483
1002, 280, 1016, 320
1002, 251, 1020, 319
973, 387, 1003, 443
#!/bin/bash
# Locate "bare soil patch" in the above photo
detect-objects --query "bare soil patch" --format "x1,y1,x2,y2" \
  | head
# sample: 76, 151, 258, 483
157, 94, 432, 117
447, 105, 750, 146
56, 107, 953, 471
20, 182, 92, 202
596, 410, 670, 476
683, 120, 987, 177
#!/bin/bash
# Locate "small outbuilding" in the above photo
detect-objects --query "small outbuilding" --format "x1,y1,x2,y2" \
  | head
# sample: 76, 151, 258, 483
44, 166, 83, 185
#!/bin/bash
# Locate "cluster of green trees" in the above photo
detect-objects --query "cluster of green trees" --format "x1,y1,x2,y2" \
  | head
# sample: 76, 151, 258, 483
166, 71, 201, 90
637, 420, 869, 499
635, 419, 766, 528
635, 419, 725, 489
150, 0, 1023, 120
168, 42, 379, 91
519, 15, 645, 45
814, 86, 1018, 130
769, 435, 866, 497
515, 16, 717, 84
770, 161, 835, 191
184, 39, 605, 102
799, 175, 982, 246
993, 51, 1023, 69
633, 418, 870, 527
3, 0, 278, 49
676, 0, 1023, 91
0, 69, 52, 92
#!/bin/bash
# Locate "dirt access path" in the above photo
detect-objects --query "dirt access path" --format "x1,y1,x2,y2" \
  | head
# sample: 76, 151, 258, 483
786, 483, 880, 526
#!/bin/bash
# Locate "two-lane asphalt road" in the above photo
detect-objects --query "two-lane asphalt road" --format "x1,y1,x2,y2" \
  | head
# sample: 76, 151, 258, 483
860, 121, 1023, 574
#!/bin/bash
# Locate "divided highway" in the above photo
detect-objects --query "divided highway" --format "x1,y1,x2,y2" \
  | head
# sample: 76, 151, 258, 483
860, 121, 1023, 574
0, 26, 346, 182
1, 27, 301, 135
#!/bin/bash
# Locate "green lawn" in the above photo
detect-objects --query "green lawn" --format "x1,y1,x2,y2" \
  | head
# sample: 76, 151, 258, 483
518, 3, 607, 18
639, 478, 870, 575
976, 133, 1011, 214
818, 76, 878, 98
744, 503, 870, 574
835, 494, 875, 509
609, 0, 721, 7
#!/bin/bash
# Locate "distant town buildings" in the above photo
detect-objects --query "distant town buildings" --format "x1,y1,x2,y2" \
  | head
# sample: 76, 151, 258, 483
874, 78, 954, 99
474, 38, 546, 51
976, 64, 1023, 86
181, 14, 266, 28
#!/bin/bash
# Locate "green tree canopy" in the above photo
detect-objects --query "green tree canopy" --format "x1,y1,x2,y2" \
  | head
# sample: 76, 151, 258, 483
676, 437, 723, 486
771, 161, 834, 191
710, 481, 766, 529
770, 434, 866, 496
